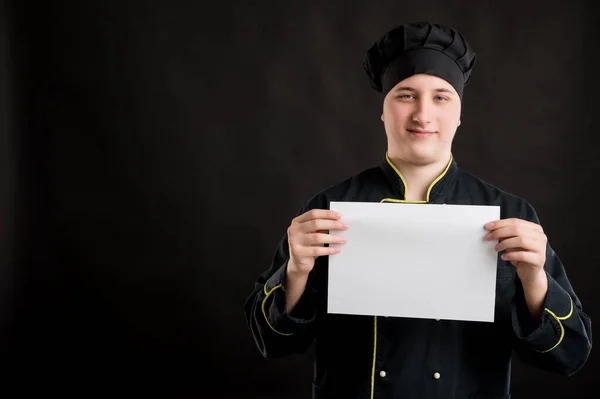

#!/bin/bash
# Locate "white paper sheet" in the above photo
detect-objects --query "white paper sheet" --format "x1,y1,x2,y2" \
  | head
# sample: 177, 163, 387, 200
327, 201, 501, 322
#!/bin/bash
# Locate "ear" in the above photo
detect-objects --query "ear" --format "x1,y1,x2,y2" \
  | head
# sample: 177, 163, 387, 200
381, 113, 384, 122
457, 119, 461, 127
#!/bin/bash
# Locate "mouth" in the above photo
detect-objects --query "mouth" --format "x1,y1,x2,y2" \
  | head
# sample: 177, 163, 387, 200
407, 129, 436, 136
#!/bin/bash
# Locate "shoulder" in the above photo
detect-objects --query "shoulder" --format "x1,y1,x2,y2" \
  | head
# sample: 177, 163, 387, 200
456, 168, 538, 222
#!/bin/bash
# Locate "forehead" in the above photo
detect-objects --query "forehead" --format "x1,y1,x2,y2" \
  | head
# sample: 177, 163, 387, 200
391, 74, 456, 93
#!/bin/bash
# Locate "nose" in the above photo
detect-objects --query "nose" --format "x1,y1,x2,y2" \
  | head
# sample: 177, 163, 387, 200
412, 98, 432, 125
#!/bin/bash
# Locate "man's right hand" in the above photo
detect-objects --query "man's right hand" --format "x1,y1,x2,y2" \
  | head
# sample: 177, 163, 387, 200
287, 209, 349, 276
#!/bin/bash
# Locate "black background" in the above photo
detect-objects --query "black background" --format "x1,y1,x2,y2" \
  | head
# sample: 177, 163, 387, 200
1, 0, 598, 397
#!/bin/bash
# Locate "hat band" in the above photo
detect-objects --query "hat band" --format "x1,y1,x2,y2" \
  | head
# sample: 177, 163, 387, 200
381, 48, 466, 98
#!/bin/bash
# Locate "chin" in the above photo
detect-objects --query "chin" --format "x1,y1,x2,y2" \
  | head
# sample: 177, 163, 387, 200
404, 149, 441, 165
409, 156, 437, 166
388, 139, 449, 165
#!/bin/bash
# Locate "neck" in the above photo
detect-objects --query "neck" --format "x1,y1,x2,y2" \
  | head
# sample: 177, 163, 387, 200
387, 154, 451, 202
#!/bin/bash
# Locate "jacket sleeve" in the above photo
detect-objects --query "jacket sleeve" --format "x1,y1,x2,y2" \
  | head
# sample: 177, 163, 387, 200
510, 201, 592, 376
243, 195, 327, 359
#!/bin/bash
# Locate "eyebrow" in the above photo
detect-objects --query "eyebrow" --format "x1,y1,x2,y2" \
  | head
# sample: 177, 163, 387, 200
394, 86, 455, 95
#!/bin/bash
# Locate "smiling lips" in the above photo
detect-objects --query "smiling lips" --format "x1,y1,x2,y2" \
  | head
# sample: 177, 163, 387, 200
407, 128, 436, 136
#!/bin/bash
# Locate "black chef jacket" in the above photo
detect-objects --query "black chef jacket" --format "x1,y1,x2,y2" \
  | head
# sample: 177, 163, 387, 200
244, 154, 592, 399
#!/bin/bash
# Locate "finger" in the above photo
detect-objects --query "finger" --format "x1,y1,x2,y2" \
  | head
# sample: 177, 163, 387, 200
300, 219, 349, 234
500, 250, 543, 265
484, 226, 517, 240
295, 245, 341, 258
485, 218, 543, 233
301, 232, 347, 246
294, 209, 341, 224
505, 247, 523, 252
485, 224, 543, 241
494, 236, 539, 253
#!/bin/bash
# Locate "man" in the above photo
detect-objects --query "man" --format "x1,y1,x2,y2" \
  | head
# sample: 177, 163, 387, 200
243, 22, 592, 398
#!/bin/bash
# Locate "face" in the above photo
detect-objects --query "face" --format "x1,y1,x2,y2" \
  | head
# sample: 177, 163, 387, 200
381, 73, 462, 165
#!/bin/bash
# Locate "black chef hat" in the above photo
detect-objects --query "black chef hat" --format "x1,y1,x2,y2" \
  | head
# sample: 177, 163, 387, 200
363, 22, 476, 99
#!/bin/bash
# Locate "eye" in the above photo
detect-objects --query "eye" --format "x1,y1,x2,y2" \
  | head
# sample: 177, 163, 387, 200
396, 93, 414, 100
435, 95, 449, 102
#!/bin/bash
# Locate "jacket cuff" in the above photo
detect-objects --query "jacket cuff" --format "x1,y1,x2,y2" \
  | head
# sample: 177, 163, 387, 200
511, 271, 574, 353
261, 262, 316, 336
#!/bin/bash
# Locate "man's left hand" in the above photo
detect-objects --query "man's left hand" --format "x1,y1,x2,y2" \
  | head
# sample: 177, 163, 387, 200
484, 218, 547, 284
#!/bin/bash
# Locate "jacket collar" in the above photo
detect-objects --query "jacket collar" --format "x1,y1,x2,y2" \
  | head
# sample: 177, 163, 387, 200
379, 152, 458, 203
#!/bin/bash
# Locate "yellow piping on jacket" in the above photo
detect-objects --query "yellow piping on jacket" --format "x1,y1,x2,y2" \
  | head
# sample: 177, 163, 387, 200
261, 282, 293, 336
537, 295, 574, 353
